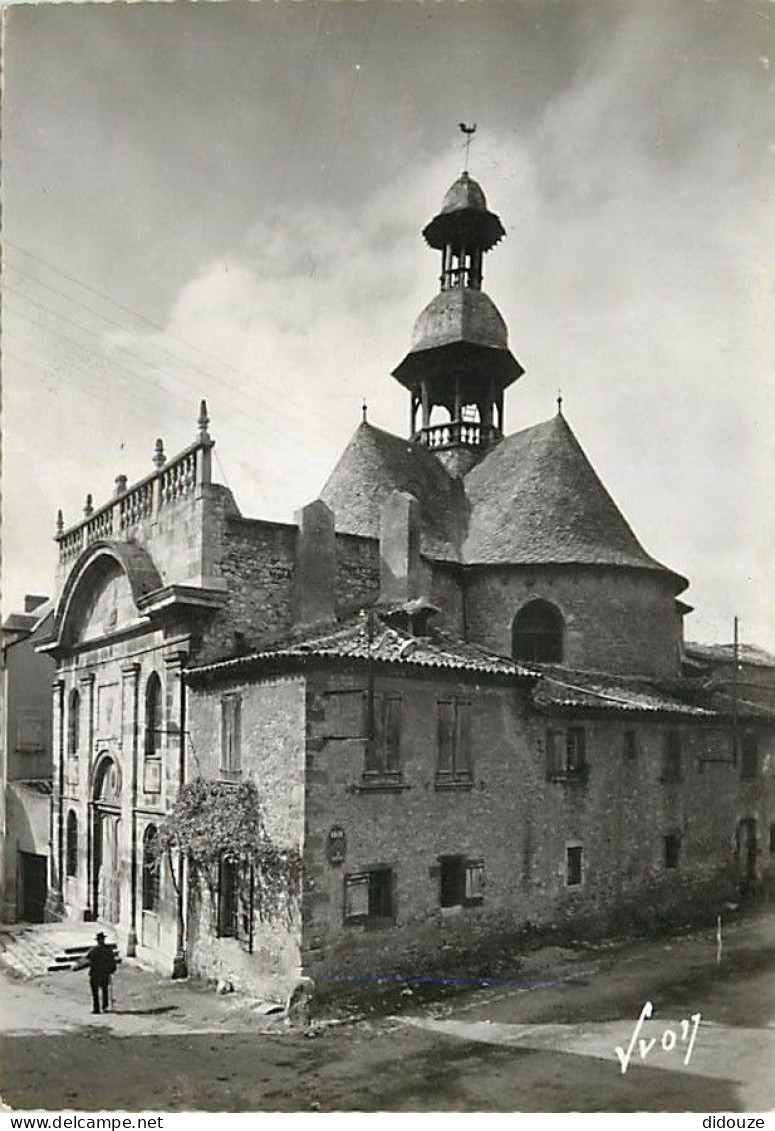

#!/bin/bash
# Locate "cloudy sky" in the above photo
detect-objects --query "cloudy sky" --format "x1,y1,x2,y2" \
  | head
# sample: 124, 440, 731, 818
3, 0, 773, 648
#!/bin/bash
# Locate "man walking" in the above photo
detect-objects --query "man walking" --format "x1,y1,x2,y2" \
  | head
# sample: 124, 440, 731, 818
80, 931, 117, 1014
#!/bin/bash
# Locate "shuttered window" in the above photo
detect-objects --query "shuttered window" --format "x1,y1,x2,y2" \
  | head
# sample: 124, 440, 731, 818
436, 699, 472, 783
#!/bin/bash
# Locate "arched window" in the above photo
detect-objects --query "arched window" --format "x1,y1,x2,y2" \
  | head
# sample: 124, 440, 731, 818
66, 810, 78, 877
141, 825, 161, 912
512, 599, 564, 663
67, 689, 80, 757
144, 673, 162, 759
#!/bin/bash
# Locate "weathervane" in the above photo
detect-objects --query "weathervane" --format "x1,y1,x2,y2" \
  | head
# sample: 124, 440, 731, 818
458, 122, 477, 170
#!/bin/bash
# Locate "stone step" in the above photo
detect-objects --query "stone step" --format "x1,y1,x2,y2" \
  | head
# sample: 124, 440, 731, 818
0, 925, 121, 980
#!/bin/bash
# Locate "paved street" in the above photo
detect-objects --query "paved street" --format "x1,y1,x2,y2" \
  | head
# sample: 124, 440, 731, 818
0, 909, 773, 1112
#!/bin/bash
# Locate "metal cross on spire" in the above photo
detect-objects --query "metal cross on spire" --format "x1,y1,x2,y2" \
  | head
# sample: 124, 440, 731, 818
458, 122, 477, 170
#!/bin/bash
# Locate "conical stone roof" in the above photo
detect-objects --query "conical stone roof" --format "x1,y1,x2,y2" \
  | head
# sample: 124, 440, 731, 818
319, 414, 686, 591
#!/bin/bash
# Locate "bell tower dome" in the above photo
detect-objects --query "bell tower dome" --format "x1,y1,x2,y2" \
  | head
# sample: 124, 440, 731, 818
392, 169, 524, 476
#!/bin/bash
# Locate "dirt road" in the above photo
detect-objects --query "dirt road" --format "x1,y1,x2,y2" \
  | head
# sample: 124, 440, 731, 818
1, 909, 773, 1111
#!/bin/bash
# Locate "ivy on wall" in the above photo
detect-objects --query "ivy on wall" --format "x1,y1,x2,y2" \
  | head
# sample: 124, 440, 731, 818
154, 778, 302, 928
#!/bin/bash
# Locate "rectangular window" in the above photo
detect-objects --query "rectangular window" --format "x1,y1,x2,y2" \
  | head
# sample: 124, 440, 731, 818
364, 694, 402, 778
217, 856, 238, 937
566, 846, 583, 887
439, 857, 485, 907
344, 867, 394, 923
220, 695, 242, 780
215, 857, 254, 947
436, 699, 472, 784
546, 728, 587, 782
661, 731, 682, 782
740, 735, 758, 781
664, 833, 681, 870
770, 824, 775, 855
623, 730, 638, 761
566, 728, 586, 779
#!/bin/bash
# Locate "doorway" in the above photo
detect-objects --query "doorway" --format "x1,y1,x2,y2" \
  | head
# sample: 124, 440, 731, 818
18, 852, 47, 922
736, 817, 758, 895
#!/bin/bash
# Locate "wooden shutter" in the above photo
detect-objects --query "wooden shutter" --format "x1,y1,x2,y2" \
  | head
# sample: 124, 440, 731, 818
546, 729, 562, 779
437, 701, 455, 774
455, 701, 472, 777
231, 696, 242, 774
385, 696, 402, 774
364, 692, 384, 774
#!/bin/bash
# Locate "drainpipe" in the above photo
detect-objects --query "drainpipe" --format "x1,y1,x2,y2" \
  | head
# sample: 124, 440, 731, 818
172, 659, 188, 979
124, 662, 140, 956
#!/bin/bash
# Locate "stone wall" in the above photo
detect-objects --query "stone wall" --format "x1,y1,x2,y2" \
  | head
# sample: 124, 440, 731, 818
465, 564, 682, 676
185, 675, 307, 999
299, 666, 775, 987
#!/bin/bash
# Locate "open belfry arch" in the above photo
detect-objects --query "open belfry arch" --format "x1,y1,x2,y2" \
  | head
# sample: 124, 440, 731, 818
393, 169, 523, 478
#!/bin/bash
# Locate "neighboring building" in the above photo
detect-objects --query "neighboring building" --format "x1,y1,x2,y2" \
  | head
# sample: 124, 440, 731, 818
1, 596, 55, 922
40, 170, 775, 998
683, 642, 775, 712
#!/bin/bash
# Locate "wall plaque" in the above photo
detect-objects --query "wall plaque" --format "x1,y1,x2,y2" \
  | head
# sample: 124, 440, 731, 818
326, 825, 347, 866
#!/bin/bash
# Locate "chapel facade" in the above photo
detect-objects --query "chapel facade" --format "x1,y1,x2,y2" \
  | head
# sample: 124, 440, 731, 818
39, 171, 775, 998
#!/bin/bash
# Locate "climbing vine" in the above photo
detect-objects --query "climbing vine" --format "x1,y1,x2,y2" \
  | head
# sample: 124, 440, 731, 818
155, 778, 302, 927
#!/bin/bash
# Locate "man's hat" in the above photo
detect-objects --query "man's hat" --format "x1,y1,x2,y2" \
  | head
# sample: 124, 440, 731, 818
95, 931, 106, 940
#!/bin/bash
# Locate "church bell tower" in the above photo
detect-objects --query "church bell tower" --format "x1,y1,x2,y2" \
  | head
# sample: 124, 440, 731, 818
392, 168, 524, 476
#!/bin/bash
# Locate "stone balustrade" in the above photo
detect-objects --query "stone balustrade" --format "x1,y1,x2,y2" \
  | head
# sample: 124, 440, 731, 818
56, 436, 213, 566
415, 420, 500, 450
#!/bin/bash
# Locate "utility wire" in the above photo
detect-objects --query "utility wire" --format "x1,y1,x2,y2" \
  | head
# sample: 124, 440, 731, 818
4, 276, 350, 437
4, 292, 349, 458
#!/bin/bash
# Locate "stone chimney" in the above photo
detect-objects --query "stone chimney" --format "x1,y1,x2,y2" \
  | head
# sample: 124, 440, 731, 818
379, 491, 423, 604
294, 500, 336, 630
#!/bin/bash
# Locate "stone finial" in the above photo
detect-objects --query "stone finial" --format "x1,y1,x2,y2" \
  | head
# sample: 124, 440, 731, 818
83, 493, 94, 517
114, 474, 128, 497
198, 399, 211, 443
153, 438, 166, 469
362, 399, 368, 424
56, 509, 64, 537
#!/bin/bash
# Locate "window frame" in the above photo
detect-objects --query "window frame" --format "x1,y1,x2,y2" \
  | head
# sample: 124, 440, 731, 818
220, 693, 243, 781
436, 698, 473, 787
141, 825, 161, 913
439, 855, 484, 908
343, 866, 395, 925
65, 810, 78, 877
512, 599, 564, 663
546, 726, 588, 783
661, 730, 683, 783
623, 730, 638, 761
664, 831, 681, 870
566, 845, 583, 887
740, 733, 758, 781
144, 673, 163, 761
363, 693, 403, 782
67, 689, 80, 758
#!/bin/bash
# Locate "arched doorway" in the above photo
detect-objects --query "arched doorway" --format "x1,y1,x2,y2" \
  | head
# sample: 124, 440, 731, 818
92, 756, 122, 924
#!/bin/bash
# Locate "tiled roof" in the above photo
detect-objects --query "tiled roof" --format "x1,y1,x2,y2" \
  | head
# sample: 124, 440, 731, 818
533, 665, 775, 721
319, 422, 465, 561
463, 414, 686, 588
187, 615, 538, 682
532, 666, 719, 718
685, 642, 775, 670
